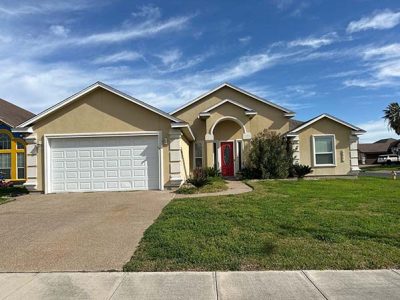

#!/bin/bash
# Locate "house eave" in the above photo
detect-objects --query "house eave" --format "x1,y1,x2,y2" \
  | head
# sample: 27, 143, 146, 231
171, 123, 195, 141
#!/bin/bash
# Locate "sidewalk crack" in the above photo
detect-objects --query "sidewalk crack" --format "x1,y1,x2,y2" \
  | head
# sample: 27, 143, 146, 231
213, 272, 219, 300
301, 271, 329, 300
107, 273, 126, 300
2, 272, 40, 300
391, 269, 400, 277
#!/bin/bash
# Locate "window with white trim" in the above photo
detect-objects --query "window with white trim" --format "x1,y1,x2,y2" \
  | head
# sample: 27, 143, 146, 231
194, 142, 203, 168
313, 135, 335, 166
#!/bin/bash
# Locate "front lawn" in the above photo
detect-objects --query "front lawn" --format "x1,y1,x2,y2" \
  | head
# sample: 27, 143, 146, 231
124, 177, 400, 271
176, 177, 228, 194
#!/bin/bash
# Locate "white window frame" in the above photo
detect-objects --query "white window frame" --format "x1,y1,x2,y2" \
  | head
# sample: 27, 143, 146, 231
193, 141, 204, 169
17, 152, 25, 179
312, 134, 336, 167
235, 139, 243, 172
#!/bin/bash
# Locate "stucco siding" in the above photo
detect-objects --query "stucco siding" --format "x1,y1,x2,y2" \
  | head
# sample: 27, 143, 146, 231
213, 120, 243, 141
32, 88, 172, 192
173, 86, 290, 141
180, 136, 190, 180
297, 118, 352, 176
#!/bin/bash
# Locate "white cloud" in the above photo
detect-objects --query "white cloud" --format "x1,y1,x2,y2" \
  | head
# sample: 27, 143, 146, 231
347, 10, 400, 33
0, 34, 12, 43
238, 36, 252, 45
49, 25, 70, 37
357, 119, 399, 143
343, 78, 390, 88
376, 60, 400, 78
208, 53, 275, 83
131, 4, 161, 19
271, 0, 293, 10
342, 43, 400, 88
78, 16, 191, 44
288, 32, 338, 49
156, 49, 182, 65
92, 51, 141, 64
0, 1, 97, 16
363, 44, 400, 60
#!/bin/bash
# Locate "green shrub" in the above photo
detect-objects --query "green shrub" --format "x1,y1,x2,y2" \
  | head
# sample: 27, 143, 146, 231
204, 167, 221, 178
187, 168, 209, 188
175, 186, 197, 194
293, 164, 313, 178
243, 130, 294, 179
0, 186, 29, 197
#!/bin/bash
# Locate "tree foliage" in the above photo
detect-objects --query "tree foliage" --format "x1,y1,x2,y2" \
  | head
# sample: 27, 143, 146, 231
383, 102, 400, 135
243, 130, 294, 179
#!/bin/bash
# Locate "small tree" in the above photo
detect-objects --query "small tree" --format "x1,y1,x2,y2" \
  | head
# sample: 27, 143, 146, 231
383, 102, 400, 135
243, 130, 294, 179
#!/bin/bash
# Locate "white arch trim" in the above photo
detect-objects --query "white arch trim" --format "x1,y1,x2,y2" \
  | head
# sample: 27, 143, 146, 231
210, 116, 247, 134
205, 116, 251, 141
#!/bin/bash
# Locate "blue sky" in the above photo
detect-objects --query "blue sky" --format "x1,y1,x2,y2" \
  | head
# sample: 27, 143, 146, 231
0, 0, 400, 142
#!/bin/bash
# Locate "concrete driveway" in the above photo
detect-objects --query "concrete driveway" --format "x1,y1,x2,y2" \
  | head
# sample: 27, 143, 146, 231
0, 191, 173, 272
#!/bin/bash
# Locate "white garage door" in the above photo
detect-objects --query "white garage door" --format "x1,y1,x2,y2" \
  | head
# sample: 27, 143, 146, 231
48, 135, 160, 193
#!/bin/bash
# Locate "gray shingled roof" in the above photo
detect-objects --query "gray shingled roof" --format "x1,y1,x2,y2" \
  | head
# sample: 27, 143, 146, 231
358, 138, 398, 153
0, 98, 35, 127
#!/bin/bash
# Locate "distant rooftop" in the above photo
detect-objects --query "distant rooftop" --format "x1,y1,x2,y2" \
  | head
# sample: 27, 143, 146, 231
0, 98, 35, 127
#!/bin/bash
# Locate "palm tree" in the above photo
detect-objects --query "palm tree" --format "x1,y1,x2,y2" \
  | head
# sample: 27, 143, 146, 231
383, 103, 400, 135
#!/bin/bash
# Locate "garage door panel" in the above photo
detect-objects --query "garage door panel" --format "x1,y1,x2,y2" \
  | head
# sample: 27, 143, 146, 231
80, 182, 91, 190
49, 135, 160, 193
79, 171, 91, 179
79, 150, 91, 158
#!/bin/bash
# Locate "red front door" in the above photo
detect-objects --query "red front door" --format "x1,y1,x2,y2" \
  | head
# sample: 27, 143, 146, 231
220, 142, 234, 177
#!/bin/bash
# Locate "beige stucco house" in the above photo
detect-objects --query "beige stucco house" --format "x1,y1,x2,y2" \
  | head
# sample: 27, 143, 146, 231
15, 82, 365, 193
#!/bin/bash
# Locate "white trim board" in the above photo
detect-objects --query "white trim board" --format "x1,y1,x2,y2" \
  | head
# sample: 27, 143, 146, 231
170, 82, 295, 115
289, 114, 365, 134
18, 82, 183, 127
43, 131, 163, 193
170, 123, 195, 141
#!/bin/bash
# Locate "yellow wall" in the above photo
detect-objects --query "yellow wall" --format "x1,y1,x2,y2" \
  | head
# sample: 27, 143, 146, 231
32, 87, 172, 192
298, 118, 352, 176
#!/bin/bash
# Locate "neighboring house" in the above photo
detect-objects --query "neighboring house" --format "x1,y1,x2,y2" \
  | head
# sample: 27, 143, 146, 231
0, 99, 35, 182
358, 138, 400, 165
14, 82, 365, 193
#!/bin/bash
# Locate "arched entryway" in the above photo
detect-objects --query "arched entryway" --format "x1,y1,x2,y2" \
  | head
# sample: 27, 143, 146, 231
206, 116, 251, 177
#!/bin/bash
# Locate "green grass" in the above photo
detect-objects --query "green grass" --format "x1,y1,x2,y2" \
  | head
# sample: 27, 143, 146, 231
361, 165, 400, 171
176, 177, 228, 194
124, 177, 400, 271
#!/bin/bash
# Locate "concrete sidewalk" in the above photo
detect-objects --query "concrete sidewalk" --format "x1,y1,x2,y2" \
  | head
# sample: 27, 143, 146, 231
1, 270, 399, 299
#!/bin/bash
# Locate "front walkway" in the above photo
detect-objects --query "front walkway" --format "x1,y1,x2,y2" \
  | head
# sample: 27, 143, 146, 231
174, 179, 252, 199
1, 270, 399, 299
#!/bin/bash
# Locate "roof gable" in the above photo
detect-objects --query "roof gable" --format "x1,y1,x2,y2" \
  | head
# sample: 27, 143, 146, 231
171, 83, 295, 116
0, 98, 35, 127
288, 113, 365, 135
198, 99, 257, 118
18, 82, 182, 127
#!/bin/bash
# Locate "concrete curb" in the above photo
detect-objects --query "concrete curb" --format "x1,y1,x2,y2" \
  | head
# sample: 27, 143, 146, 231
1, 270, 399, 299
